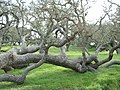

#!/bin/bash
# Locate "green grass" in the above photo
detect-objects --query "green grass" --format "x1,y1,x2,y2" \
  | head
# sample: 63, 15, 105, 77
0, 46, 120, 90
0, 45, 19, 52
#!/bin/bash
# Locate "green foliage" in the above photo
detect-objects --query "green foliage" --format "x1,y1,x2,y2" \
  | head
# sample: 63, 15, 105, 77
0, 46, 120, 90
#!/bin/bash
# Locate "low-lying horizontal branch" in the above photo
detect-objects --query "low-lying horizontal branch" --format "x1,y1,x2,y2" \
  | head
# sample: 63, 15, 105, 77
0, 74, 24, 84
7, 45, 41, 55
0, 58, 45, 84
0, 43, 119, 84
104, 61, 120, 68
0, 52, 99, 73
98, 43, 120, 66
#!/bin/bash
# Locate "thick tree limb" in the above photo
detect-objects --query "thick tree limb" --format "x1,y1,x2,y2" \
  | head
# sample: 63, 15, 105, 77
47, 31, 79, 48
98, 43, 120, 66
0, 53, 86, 83
0, 40, 45, 84
7, 45, 41, 55
45, 55, 84, 72
0, 52, 97, 73
103, 61, 120, 68
0, 74, 24, 84
0, 43, 119, 84
0, 56, 45, 84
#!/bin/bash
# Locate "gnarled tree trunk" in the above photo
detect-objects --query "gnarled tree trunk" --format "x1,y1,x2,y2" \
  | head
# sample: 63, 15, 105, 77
0, 42, 119, 84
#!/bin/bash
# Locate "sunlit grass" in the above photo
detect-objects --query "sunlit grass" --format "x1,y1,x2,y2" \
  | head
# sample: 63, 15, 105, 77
1, 45, 19, 51
0, 46, 120, 90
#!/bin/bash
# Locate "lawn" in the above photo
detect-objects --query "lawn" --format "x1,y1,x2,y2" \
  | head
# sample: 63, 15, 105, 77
0, 46, 120, 90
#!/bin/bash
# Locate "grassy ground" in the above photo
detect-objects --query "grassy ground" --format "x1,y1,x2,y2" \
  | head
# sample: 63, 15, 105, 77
0, 46, 120, 90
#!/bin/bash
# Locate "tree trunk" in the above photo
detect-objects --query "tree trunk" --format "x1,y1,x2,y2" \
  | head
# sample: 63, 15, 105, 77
0, 43, 119, 84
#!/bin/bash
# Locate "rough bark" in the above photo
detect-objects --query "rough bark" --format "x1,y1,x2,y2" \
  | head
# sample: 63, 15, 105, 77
0, 39, 45, 83
98, 42, 120, 66
0, 59, 45, 84
103, 61, 120, 68
7, 45, 41, 55
0, 51, 99, 78
0, 42, 119, 84
0, 53, 91, 83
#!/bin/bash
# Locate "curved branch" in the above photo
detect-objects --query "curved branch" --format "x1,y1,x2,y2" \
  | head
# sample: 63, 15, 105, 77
0, 74, 24, 84
0, 57, 45, 84
98, 42, 120, 66
95, 42, 111, 56
7, 45, 41, 55
103, 61, 120, 68
0, 49, 105, 84
47, 31, 79, 48
107, 0, 120, 7
0, 53, 94, 73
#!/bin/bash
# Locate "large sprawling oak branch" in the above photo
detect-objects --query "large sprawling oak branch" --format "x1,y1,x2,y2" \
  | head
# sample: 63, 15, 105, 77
0, 52, 98, 83
98, 42, 120, 66
0, 43, 119, 84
